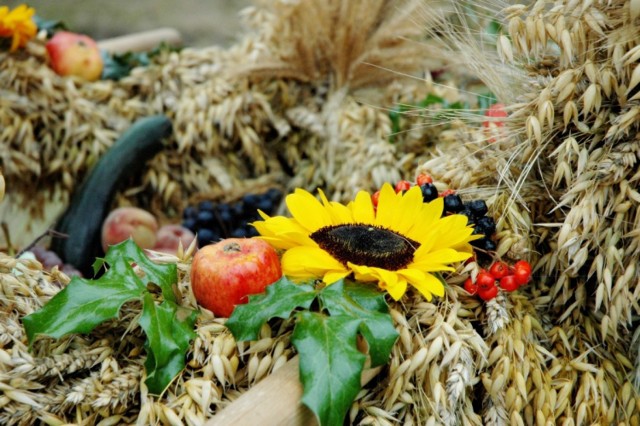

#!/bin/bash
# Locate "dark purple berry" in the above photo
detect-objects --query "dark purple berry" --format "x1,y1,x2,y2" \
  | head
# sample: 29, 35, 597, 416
182, 206, 197, 220
196, 210, 216, 227
197, 228, 219, 247
467, 200, 488, 218
459, 208, 475, 225
183, 218, 197, 232
198, 200, 215, 212
476, 216, 496, 236
420, 183, 439, 202
443, 194, 464, 213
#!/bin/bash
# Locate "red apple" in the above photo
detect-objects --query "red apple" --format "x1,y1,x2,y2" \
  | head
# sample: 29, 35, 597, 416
101, 207, 158, 252
46, 31, 103, 81
153, 224, 196, 255
190, 238, 282, 317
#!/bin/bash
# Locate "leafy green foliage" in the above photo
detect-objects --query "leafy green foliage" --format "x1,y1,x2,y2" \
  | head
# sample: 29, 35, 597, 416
140, 293, 197, 393
227, 278, 398, 426
101, 43, 181, 81
225, 277, 316, 341
34, 16, 68, 36
319, 281, 398, 367
22, 239, 196, 395
293, 312, 366, 426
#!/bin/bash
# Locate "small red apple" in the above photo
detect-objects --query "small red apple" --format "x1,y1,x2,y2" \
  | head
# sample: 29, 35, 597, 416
153, 224, 196, 255
46, 31, 103, 81
101, 207, 159, 252
190, 238, 282, 317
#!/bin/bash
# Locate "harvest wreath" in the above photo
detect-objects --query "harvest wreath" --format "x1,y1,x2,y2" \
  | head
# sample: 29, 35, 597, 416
3, 0, 640, 424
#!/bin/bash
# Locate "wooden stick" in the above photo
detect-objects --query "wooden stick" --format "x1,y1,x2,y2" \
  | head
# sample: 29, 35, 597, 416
97, 28, 182, 53
207, 356, 381, 426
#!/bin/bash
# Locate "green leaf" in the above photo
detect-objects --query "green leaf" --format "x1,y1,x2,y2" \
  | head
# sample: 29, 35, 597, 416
104, 239, 177, 303
226, 277, 316, 341
23, 239, 197, 396
417, 93, 445, 108
292, 312, 366, 426
23, 254, 147, 342
139, 293, 197, 394
319, 281, 398, 367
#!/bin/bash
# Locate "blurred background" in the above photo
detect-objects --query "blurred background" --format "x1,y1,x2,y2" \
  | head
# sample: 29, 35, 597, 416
5, 0, 252, 47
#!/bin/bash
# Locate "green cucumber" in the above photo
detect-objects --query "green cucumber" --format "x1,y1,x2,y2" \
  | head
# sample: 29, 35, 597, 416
52, 115, 172, 275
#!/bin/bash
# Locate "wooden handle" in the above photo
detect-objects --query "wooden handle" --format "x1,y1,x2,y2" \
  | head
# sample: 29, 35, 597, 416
97, 28, 182, 53
207, 356, 381, 426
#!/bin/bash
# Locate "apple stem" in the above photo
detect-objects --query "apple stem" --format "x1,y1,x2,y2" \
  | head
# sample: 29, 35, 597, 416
223, 242, 242, 253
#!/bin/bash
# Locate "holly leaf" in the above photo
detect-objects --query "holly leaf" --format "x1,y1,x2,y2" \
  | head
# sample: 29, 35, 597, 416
318, 280, 398, 367
292, 312, 366, 426
139, 293, 197, 394
226, 277, 316, 341
104, 239, 177, 303
23, 251, 148, 342
22, 240, 195, 397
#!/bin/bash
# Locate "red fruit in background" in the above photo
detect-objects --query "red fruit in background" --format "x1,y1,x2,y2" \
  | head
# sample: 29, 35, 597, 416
478, 285, 499, 301
513, 260, 532, 275
463, 278, 478, 295
101, 207, 158, 252
489, 261, 510, 279
394, 180, 412, 193
190, 238, 282, 317
499, 274, 519, 292
371, 190, 381, 207
513, 267, 531, 286
439, 189, 456, 198
46, 31, 103, 81
152, 224, 196, 255
416, 173, 433, 186
482, 103, 508, 128
476, 271, 495, 291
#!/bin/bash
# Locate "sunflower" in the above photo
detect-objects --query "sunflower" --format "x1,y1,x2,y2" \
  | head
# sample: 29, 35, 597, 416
254, 183, 480, 301
0, 4, 37, 52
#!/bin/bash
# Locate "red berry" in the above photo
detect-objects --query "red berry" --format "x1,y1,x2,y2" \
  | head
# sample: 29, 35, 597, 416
499, 274, 519, 292
476, 271, 496, 291
482, 103, 508, 128
488, 261, 510, 279
513, 260, 532, 275
463, 278, 478, 295
416, 173, 433, 186
371, 190, 381, 207
439, 189, 456, 198
478, 285, 499, 301
513, 268, 531, 286
395, 180, 412, 193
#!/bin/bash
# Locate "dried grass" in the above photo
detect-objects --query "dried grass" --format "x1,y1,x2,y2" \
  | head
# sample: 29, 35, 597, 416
2, 0, 640, 424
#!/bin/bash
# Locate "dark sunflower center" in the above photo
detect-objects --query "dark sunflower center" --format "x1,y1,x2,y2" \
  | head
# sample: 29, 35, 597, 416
310, 224, 419, 271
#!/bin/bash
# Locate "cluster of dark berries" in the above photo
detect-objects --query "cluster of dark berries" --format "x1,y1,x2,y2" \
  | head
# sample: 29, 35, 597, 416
182, 188, 282, 248
463, 260, 532, 301
458, 199, 497, 253
30, 245, 83, 277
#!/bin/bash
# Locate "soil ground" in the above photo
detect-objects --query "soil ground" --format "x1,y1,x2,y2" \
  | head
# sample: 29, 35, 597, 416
5, 0, 252, 47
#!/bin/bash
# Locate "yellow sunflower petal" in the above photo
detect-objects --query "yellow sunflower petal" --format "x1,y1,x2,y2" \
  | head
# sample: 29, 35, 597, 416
374, 183, 397, 228
389, 185, 424, 235
351, 190, 375, 224
398, 270, 445, 300
286, 188, 333, 232
282, 246, 347, 280
253, 216, 316, 248
348, 263, 407, 300
318, 189, 354, 224
431, 215, 476, 248
323, 270, 352, 285
405, 197, 445, 242
411, 247, 472, 271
